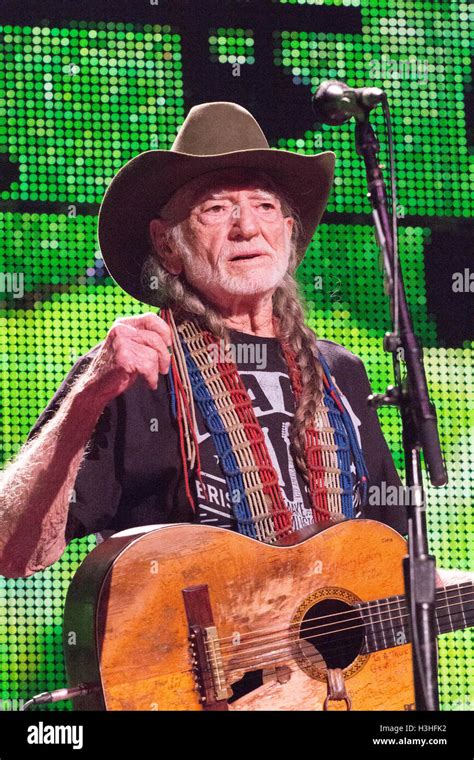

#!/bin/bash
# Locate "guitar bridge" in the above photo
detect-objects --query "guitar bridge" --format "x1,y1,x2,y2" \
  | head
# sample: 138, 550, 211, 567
183, 584, 231, 710
189, 624, 232, 703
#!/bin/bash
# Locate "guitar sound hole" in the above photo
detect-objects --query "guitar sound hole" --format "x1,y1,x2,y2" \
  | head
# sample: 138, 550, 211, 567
299, 600, 364, 671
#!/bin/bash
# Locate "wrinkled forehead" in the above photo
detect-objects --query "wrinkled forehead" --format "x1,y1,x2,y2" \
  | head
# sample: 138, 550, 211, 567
160, 168, 284, 222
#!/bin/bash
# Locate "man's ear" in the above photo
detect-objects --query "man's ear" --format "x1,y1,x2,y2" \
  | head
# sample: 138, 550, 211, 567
284, 215, 294, 239
149, 218, 183, 275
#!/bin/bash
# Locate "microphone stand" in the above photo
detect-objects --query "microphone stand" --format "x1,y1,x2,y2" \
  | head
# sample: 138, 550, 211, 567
353, 104, 447, 711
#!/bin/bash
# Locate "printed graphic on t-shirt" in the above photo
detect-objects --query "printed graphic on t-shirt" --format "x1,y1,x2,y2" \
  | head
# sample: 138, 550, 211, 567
193, 365, 362, 530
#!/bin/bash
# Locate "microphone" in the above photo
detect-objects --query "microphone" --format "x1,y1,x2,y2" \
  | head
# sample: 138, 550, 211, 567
312, 80, 385, 125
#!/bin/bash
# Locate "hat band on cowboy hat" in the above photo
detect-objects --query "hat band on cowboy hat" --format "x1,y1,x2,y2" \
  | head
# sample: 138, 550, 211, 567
97, 101, 335, 306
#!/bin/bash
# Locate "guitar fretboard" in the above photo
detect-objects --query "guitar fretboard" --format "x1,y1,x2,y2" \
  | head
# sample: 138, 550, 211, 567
357, 582, 474, 654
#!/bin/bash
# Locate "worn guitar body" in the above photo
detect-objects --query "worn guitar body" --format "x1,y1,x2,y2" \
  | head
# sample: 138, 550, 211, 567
63, 518, 433, 711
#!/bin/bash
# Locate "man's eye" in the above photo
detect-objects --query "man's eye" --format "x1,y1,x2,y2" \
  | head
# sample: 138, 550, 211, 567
259, 203, 275, 210
205, 204, 226, 213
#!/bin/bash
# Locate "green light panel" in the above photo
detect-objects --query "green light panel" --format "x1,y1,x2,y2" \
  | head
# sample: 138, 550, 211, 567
209, 28, 255, 65
273, 0, 472, 217
0, 3, 473, 712
0, 22, 184, 203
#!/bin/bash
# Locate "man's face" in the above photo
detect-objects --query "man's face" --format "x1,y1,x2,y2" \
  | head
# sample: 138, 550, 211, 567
157, 173, 295, 305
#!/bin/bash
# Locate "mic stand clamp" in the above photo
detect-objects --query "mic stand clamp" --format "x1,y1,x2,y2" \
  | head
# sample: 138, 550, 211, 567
368, 383, 401, 409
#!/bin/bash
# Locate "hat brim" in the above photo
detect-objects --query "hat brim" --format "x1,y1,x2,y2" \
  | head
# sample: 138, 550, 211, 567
97, 148, 335, 306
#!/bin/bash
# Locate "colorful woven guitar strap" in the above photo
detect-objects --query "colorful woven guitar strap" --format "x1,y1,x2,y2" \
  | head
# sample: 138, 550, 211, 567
162, 308, 368, 543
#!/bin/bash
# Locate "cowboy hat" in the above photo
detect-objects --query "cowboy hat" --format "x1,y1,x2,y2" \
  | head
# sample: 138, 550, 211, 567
97, 101, 335, 305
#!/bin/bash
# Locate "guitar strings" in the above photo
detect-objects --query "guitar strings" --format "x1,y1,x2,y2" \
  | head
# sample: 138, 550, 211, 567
191, 603, 459, 697
218, 600, 470, 667
210, 592, 474, 664
198, 591, 474, 674
203, 583, 474, 652
190, 597, 474, 698
198, 599, 473, 682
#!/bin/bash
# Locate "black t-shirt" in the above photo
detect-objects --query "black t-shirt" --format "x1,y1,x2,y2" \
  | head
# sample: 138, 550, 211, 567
27, 329, 408, 542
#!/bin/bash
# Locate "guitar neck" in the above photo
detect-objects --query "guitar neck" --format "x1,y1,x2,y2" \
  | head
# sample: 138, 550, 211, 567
359, 582, 474, 654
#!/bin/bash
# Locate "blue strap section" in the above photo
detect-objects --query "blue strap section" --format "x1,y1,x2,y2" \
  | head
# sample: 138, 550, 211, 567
318, 352, 370, 511
179, 337, 258, 539
321, 389, 354, 518
170, 327, 369, 530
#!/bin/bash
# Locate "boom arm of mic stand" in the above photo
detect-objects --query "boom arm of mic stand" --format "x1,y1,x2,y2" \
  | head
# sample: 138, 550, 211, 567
353, 111, 447, 712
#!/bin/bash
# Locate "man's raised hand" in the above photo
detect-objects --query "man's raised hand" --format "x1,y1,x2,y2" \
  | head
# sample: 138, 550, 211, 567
85, 313, 173, 404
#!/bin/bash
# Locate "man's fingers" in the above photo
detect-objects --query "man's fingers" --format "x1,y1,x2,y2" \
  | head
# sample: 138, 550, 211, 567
128, 332, 171, 376
111, 322, 169, 351
90, 314, 174, 402
110, 325, 171, 372
115, 341, 170, 388
113, 312, 172, 346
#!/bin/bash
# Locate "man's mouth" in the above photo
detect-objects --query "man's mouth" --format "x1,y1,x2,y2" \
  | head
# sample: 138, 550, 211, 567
228, 252, 267, 262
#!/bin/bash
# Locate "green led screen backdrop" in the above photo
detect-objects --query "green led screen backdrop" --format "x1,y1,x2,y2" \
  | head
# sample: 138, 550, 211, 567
0, 0, 473, 711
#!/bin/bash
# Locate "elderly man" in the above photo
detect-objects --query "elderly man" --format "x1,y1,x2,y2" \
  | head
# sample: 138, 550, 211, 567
0, 103, 465, 592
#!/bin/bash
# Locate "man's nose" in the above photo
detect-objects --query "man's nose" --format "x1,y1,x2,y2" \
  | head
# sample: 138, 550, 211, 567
229, 204, 259, 238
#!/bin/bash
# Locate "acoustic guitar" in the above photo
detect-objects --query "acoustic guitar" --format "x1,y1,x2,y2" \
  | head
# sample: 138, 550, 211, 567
63, 518, 474, 711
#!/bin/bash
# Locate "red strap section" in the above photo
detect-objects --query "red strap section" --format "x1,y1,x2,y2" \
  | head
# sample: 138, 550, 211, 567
199, 329, 293, 537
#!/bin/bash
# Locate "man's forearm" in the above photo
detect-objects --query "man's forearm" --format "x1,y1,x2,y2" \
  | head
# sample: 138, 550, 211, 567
0, 376, 108, 578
